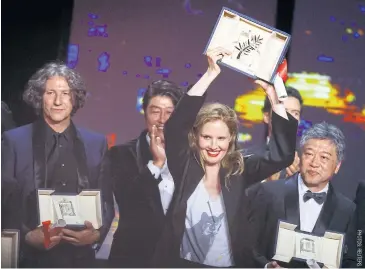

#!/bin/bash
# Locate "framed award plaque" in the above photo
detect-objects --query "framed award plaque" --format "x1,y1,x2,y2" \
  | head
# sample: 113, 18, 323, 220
1, 230, 19, 268
273, 221, 345, 268
37, 189, 103, 229
204, 7, 291, 85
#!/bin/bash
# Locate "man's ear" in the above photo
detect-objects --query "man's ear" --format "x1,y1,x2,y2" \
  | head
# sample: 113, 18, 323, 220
263, 112, 270, 124
334, 162, 342, 174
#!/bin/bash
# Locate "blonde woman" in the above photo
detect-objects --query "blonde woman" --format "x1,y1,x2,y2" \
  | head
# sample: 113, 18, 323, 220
151, 47, 298, 268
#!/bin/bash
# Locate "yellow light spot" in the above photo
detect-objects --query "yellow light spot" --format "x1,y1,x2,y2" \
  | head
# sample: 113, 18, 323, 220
238, 133, 252, 142
346, 28, 353, 34
346, 94, 355, 103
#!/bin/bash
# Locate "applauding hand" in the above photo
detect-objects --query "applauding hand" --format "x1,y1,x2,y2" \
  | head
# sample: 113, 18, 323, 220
150, 125, 166, 168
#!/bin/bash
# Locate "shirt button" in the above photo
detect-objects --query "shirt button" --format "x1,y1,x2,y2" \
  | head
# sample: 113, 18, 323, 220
59, 145, 63, 148
62, 183, 66, 186
61, 164, 65, 167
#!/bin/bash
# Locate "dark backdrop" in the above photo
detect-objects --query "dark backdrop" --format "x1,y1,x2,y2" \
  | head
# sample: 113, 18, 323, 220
1, 0, 73, 126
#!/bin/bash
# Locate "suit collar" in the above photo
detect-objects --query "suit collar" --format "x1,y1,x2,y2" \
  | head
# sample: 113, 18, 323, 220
73, 127, 90, 191
284, 174, 300, 227
32, 120, 47, 189
41, 117, 74, 143
135, 130, 152, 173
185, 154, 242, 229
284, 173, 337, 235
220, 167, 242, 230
32, 119, 90, 191
311, 183, 336, 235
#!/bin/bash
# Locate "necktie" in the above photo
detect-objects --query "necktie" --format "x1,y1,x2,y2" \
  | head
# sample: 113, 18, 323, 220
303, 190, 326, 205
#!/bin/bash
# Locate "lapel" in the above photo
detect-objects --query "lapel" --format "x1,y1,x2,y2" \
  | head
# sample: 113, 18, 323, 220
32, 120, 47, 189
73, 126, 90, 191
32, 119, 90, 192
311, 183, 337, 236
284, 174, 300, 227
221, 169, 242, 230
181, 154, 243, 230
135, 130, 153, 173
134, 130, 165, 215
180, 153, 204, 205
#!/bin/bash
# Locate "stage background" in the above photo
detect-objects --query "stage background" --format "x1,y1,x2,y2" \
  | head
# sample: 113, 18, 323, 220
67, 0, 365, 259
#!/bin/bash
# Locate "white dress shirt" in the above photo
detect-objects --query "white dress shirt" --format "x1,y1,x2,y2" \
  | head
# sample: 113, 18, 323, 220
265, 176, 329, 269
146, 134, 175, 215
298, 174, 329, 232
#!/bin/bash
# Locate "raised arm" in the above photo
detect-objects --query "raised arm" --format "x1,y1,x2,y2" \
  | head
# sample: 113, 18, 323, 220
164, 47, 232, 184
244, 81, 298, 184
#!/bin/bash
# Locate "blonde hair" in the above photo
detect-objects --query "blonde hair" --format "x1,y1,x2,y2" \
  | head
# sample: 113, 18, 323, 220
188, 103, 244, 188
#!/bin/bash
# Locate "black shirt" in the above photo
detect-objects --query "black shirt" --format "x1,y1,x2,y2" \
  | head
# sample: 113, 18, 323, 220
43, 120, 79, 193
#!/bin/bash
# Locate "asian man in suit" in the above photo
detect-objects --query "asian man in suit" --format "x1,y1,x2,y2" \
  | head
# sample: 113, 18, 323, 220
108, 80, 184, 267
247, 122, 357, 268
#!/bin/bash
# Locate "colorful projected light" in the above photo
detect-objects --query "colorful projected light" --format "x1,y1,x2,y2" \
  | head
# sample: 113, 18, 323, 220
234, 72, 365, 139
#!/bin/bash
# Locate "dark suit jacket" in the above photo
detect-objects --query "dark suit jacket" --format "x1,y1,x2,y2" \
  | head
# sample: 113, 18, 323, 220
151, 93, 298, 267
108, 130, 166, 267
243, 143, 288, 179
1, 120, 115, 267
248, 174, 357, 268
2, 176, 22, 230
244, 143, 288, 201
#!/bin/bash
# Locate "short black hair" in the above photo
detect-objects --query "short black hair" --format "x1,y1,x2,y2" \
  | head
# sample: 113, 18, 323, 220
262, 86, 303, 113
142, 80, 184, 112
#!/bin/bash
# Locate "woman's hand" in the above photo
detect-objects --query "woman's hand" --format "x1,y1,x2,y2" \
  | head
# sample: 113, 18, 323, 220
188, 47, 232, 97
206, 47, 232, 79
255, 79, 288, 120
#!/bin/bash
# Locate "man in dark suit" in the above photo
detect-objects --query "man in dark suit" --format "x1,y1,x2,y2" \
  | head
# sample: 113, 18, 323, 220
108, 80, 184, 267
355, 181, 365, 268
244, 87, 303, 181
1, 62, 114, 268
248, 122, 357, 268
244, 87, 303, 204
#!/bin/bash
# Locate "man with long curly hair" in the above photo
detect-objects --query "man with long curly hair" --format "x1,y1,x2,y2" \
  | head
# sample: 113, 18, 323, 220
1, 62, 114, 268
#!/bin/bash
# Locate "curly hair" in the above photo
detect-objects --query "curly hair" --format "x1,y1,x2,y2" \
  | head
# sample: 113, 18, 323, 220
23, 62, 87, 116
188, 103, 244, 188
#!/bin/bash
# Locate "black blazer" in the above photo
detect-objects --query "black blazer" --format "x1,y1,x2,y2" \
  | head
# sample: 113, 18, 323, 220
1, 121, 115, 267
1, 176, 22, 231
248, 174, 358, 268
151, 93, 298, 267
108, 130, 166, 267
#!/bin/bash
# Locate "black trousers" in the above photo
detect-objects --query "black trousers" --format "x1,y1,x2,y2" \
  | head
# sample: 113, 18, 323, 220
20, 243, 96, 268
